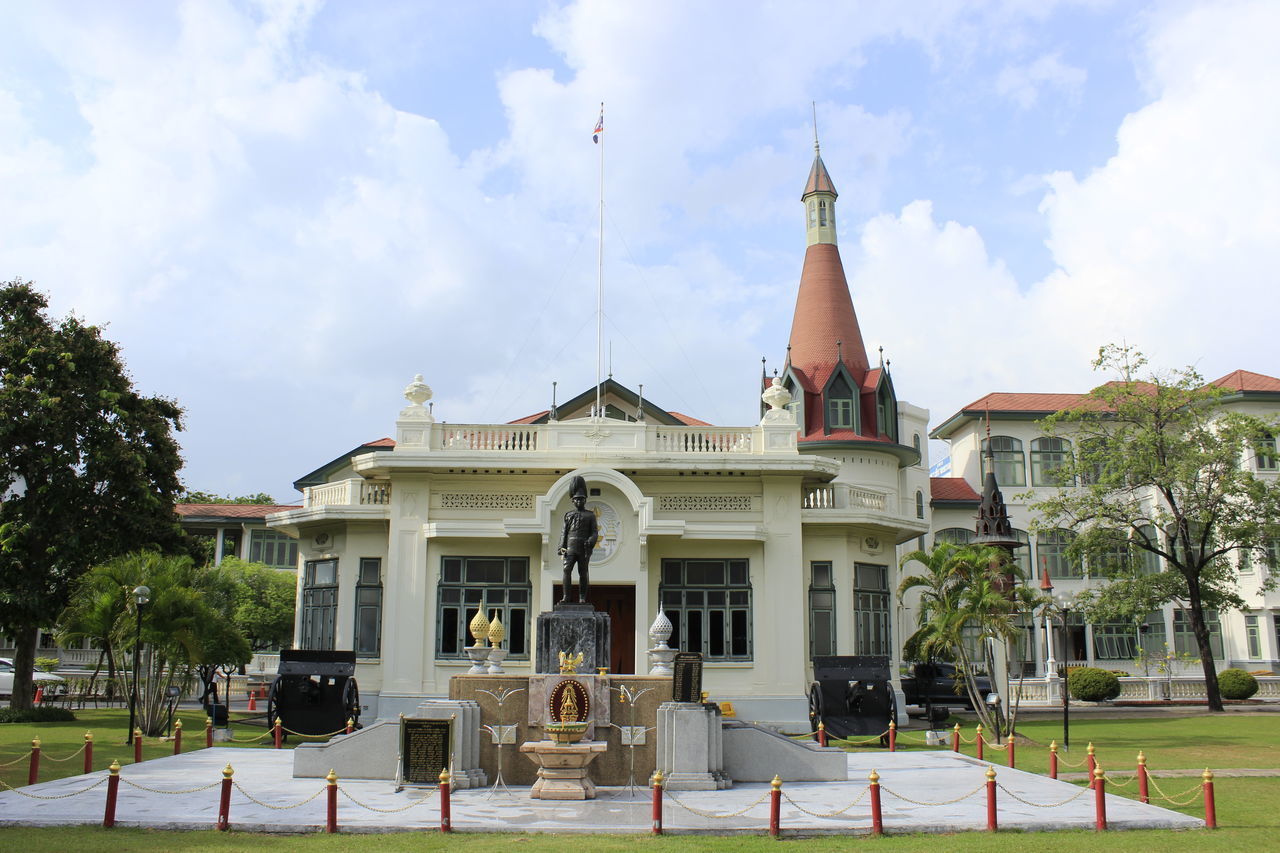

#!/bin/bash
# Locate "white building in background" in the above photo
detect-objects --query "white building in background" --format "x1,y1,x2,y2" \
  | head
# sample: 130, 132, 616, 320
927, 372, 1280, 677
268, 145, 932, 724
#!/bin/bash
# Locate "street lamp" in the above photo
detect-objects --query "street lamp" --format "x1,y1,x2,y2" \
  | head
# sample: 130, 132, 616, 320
1054, 590, 1075, 750
1039, 561, 1056, 674
127, 585, 150, 746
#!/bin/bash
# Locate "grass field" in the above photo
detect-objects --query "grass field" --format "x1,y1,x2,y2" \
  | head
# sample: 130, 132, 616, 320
2, 708, 1277, 850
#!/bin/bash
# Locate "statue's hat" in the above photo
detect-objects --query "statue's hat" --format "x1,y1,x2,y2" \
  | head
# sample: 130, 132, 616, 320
568, 475, 588, 500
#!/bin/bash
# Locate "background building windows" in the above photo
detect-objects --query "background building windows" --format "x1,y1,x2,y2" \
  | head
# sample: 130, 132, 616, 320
1173, 609, 1224, 659
660, 558, 752, 661
354, 558, 382, 658
300, 559, 337, 650
1245, 615, 1261, 659
1254, 433, 1277, 471
1038, 528, 1083, 578
249, 529, 299, 570
826, 373, 856, 431
1030, 437, 1073, 486
934, 527, 974, 546
809, 561, 836, 659
436, 557, 531, 659
982, 436, 1026, 487
853, 563, 890, 656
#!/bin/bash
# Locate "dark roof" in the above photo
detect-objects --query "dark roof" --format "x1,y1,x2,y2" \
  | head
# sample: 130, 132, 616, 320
510, 378, 697, 426
802, 152, 838, 198
292, 438, 396, 491
176, 504, 300, 521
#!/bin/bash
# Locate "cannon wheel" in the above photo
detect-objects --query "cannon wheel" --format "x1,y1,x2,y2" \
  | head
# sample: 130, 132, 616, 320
807, 684, 824, 741
342, 679, 361, 730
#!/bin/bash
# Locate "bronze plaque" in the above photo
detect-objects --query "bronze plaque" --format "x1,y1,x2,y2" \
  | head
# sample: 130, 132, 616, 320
550, 679, 590, 722
400, 717, 452, 786
672, 652, 703, 703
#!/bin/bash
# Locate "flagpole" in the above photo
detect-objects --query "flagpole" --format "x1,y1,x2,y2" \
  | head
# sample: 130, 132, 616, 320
595, 101, 604, 419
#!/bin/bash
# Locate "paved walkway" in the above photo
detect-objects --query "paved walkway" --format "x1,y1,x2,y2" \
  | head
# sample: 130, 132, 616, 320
0, 748, 1203, 836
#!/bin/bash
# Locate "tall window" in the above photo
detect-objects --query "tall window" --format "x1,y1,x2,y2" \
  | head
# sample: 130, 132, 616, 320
354, 558, 382, 658
1030, 437, 1072, 486
853, 563, 890, 656
249, 529, 299, 570
982, 436, 1026, 486
808, 200, 817, 228
436, 557, 531, 659
1245, 615, 1261, 659
1090, 530, 1131, 579
301, 559, 338, 650
1133, 525, 1162, 575
934, 527, 974, 546
660, 559, 752, 661
1173, 609, 1224, 659
1137, 611, 1167, 656
876, 384, 897, 440
809, 562, 836, 659
826, 373, 855, 431
915, 490, 925, 519
818, 199, 828, 226
1010, 529, 1031, 577
1038, 529, 1082, 578
1255, 433, 1277, 471
783, 376, 804, 433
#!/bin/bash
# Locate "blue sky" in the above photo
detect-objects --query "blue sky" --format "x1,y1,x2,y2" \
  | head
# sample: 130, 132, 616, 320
2, 0, 1277, 502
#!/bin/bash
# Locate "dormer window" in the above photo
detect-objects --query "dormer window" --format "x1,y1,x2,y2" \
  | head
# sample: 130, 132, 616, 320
818, 200, 828, 226
825, 372, 855, 431
876, 382, 897, 441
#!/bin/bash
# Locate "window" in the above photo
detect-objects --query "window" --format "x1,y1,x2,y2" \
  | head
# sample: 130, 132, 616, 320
1133, 525, 1162, 575
1265, 538, 1280, 572
934, 527, 974, 546
1010, 529, 1031, 577
1245, 615, 1261, 659
1173, 609, 1224, 659
808, 200, 817, 228
1136, 612, 1167, 656
436, 557, 531, 659
660, 559, 752, 661
249, 529, 299, 570
1030, 437, 1072, 486
1038, 529, 1082, 578
1255, 433, 1277, 471
809, 562, 836, 659
783, 376, 804, 433
915, 490, 924, 519
301, 559, 338, 650
1090, 530, 1132, 579
818, 200, 828, 226
913, 433, 922, 455
876, 384, 897, 440
354, 558, 382, 658
853, 563, 890, 656
1093, 621, 1141, 660
826, 373, 855, 431
982, 436, 1026, 486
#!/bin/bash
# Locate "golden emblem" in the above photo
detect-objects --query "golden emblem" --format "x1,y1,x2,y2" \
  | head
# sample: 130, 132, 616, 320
558, 651, 584, 674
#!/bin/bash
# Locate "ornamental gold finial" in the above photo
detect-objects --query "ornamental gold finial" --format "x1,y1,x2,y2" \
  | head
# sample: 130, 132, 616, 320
771, 774, 783, 791
1087, 742, 1095, 756
653, 770, 664, 787
1050, 740, 1058, 753
868, 769, 880, 784
223, 763, 235, 779
174, 719, 183, 732
1202, 768, 1214, 782
326, 769, 338, 785
1138, 751, 1146, 766
487, 612, 506, 647
32, 737, 40, 749
109, 759, 121, 775
440, 767, 452, 784
469, 608, 490, 645
84, 731, 93, 743
986, 766, 997, 781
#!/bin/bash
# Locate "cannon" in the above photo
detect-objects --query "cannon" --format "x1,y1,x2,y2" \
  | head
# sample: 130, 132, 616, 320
267, 650, 361, 739
807, 655, 896, 742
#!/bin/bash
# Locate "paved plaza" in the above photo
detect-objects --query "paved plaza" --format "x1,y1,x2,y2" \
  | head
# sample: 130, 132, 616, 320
0, 747, 1203, 836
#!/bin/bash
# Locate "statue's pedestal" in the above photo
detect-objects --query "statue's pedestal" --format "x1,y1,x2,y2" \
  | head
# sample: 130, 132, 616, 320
656, 701, 731, 790
519, 740, 608, 799
535, 603, 611, 674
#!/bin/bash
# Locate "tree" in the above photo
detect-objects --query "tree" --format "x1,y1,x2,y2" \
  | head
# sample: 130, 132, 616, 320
898, 542, 1043, 739
1033, 345, 1280, 712
179, 491, 277, 505
219, 557, 296, 652
0, 281, 186, 709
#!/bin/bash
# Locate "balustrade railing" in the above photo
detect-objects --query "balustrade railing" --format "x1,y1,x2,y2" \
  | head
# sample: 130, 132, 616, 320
304, 478, 392, 508
802, 484, 891, 512
653, 428, 753, 454
440, 426, 539, 451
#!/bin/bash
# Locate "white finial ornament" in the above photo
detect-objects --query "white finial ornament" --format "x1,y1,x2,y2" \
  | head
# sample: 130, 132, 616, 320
761, 377, 795, 424
401, 374, 435, 421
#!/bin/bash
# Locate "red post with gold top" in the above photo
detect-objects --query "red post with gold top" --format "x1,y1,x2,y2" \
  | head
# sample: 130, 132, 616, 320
83, 732, 94, 775
102, 760, 121, 828
205, 717, 213, 749
28, 737, 40, 786
818, 721, 827, 747
173, 719, 183, 755
217, 763, 234, 831
133, 728, 143, 764
651, 770, 664, 835
1137, 752, 1149, 803
985, 766, 998, 831
869, 769, 883, 835
888, 720, 897, 752
1087, 742, 1096, 788
273, 719, 283, 749
326, 769, 338, 833
975, 724, 984, 761
952, 723, 961, 753
1006, 734, 1015, 769
769, 775, 782, 837
1049, 740, 1058, 779
1093, 766, 1107, 831
439, 768, 452, 833
1202, 769, 1217, 829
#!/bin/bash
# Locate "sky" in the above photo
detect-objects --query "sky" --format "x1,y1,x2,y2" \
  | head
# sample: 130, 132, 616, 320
2, 0, 1277, 502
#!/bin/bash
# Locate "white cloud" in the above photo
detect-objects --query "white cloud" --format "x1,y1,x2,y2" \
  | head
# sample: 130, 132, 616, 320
996, 52, 1087, 109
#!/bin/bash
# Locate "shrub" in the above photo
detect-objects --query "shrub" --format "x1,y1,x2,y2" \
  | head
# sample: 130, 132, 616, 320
1068, 666, 1121, 702
0, 707, 77, 723
33, 657, 60, 672
1218, 668, 1259, 700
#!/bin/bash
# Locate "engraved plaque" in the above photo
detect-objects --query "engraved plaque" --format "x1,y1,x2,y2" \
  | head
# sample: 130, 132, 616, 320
672, 652, 703, 703
400, 717, 452, 786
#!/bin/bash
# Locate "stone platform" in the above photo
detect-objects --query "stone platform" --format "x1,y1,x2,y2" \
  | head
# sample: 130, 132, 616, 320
0, 748, 1203, 835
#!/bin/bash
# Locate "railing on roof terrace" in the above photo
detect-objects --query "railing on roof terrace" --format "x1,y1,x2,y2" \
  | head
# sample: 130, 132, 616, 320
304, 478, 392, 508
654, 427, 753, 454
802, 484, 890, 512
438, 426, 540, 451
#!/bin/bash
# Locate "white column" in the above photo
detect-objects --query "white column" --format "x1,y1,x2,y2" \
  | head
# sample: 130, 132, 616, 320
214, 527, 226, 566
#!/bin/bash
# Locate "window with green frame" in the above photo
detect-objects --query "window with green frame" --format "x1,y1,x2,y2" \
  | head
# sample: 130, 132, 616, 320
982, 436, 1026, 487
249, 528, 299, 570
1030, 437, 1072, 486
660, 558, 752, 661
1254, 433, 1277, 471
436, 557, 531, 659
1173, 609, 1224, 659
934, 527, 974, 546
853, 563, 890, 656
809, 561, 836, 659
826, 373, 856, 431
354, 558, 382, 658
300, 559, 337, 651
1038, 528, 1082, 578
876, 384, 897, 441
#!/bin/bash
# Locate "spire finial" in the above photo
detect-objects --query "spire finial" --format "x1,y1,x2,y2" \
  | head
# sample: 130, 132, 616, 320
812, 101, 820, 154
761, 356, 767, 378
878, 345, 884, 367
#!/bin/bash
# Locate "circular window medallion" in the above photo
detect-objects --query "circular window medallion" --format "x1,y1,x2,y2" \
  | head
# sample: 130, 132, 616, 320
587, 500, 621, 563
550, 678, 591, 723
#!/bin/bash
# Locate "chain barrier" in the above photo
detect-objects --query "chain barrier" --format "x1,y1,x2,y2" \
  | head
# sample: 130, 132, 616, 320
281, 726, 349, 739
830, 731, 889, 747
1146, 776, 1204, 806
0, 776, 106, 800
1055, 752, 1089, 768
232, 781, 326, 810
339, 786, 437, 813
41, 743, 88, 763
995, 782, 1092, 809
880, 780, 985, 807
224, 730, 274, 744
1101, 773, 1136, 789
120, 777, 222, 795
664, 789, 772, 819
0, 752, 32, 767
780, 785, 871, 818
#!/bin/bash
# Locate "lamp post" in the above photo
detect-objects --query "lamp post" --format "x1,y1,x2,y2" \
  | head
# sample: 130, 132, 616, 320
1039, 561, 1056, 675
127, 585, 150, 746
1055, 591, 1074, 750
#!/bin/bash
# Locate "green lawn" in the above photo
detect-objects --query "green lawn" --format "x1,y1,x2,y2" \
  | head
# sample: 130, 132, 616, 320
2, 708, 1277, 850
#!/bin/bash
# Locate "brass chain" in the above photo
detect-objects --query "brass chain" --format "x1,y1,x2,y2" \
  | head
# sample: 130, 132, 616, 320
780, 785, 870, 818
281, 726, 349, 739
41, 744, 88, 763
225, 731, 273, 743
339, 786, 437, 813
1101, 773, 1135, 788
0, 776, 106, 800
830, 730, 889, 746
120, 777, 222, 795
995, 782, 1091, 808
1056, 753, 1089, 768
232, 781, 326, 810
880, 781, 985, 806
1146, 775, 1204, 805
664, 789, 772, 819
0, 752, 31, 767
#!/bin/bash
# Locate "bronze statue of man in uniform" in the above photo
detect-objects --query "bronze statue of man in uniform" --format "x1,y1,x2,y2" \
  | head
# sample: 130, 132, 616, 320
558, 475, 599, 604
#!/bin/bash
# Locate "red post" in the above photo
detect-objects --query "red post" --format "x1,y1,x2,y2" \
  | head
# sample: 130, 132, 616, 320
975, 725, 984, 761
1093, 766, 1107, 831
102, 760, 121, 828
1137, 752, 1149, 804
133, 728, 143, 764
346, 717, 354, 735
952, 723, 961, 753
206, 717, 213, 749
651, 770, 664, 835
1006, 735, 1015, 769
326, 769, 338, 833
173, 719, 183, 755
769, 775, 782, 837
439, 768, 452, 833
1202, 769, 1217, 829
986, 767, 998, 832
84, 732, 94, 775
273, 720, 283, 749
869, 769, 883, 836
217, 763, 234, 831
34, 686, 43, 705
28, 737, 40, 786
888, 720, 897, 752
1087, 742, 1096, 789
818, 721, 827, 748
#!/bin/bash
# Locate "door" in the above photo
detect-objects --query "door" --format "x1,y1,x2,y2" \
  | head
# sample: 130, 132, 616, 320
553, 583, 636, 674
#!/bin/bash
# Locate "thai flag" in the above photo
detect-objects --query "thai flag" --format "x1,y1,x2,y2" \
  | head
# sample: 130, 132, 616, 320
592, 111, 603, 144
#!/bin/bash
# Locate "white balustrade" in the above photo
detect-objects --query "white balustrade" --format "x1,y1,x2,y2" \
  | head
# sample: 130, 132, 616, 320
305, 478, 392, 508
438, 426, 539, 451
654, 428, 753, 454
848, 487, 887, 512
803, 486, 836, 509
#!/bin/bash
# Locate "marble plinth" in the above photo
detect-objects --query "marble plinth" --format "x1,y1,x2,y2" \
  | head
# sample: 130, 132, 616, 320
519, 740, 609, 800
535, 604, 611, 674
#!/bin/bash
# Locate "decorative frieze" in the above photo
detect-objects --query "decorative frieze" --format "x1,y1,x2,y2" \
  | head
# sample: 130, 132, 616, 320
438, 493, 535, 511
658, 495, 754, 512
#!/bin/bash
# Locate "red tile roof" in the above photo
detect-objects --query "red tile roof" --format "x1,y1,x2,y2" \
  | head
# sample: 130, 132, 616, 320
508, 411, 548, 425
802, 153, 838, 198
669, 412, 712, 427
959, 391, 1100, 414
176, 504, 300, 519
930, 478, 981, 502
1211, 369, 1280, 393
363, 437, 396, 447
786, 243, 869, 388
